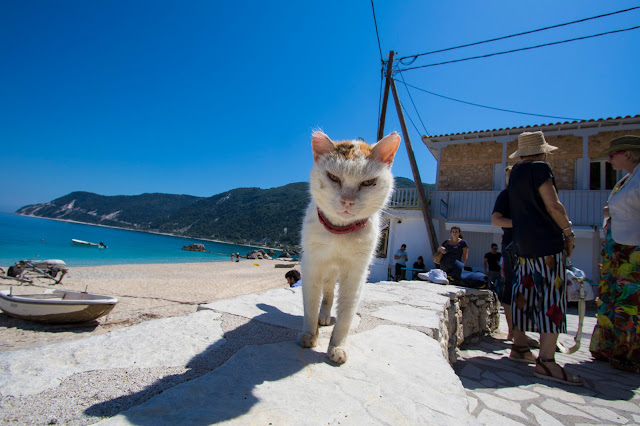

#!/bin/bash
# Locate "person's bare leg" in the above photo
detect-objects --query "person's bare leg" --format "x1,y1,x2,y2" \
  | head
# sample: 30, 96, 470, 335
503, 304, 513, 340
534, 332, 583, 384
510, 329, 535, 362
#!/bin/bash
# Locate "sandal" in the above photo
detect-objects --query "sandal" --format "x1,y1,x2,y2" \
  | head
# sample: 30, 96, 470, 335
534, 357, 584, 386
509, 344, 536, 364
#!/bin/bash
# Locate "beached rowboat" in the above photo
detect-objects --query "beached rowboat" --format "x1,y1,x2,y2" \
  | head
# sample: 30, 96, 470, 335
0, 289, 118, 323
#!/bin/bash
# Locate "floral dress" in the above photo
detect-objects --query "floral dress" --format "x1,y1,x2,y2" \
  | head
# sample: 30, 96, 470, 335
589, 211, 640, 371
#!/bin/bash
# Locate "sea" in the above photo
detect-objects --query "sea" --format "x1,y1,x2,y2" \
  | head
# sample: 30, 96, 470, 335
0, 213, 285, 267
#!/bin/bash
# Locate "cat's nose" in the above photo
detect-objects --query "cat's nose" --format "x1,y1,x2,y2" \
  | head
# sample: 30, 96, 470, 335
341, 197, 355, 207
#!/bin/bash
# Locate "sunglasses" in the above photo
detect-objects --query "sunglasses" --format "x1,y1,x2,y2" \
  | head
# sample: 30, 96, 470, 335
608, 150, 625, 160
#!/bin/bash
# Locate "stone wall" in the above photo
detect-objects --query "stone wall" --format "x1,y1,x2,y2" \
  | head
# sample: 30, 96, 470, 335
439, 141, 501, 190
440, 286, 500, 362
589, 129, 640, 157
437, 129, 640, 191
363, 282, 500, 364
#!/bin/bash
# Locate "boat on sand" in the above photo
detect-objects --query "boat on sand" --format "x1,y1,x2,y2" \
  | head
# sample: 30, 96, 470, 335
72, 239, 107, 248
0, 289, 118, 323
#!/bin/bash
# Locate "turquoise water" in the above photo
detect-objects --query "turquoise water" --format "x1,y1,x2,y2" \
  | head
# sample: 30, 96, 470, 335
0, 213, 283, 267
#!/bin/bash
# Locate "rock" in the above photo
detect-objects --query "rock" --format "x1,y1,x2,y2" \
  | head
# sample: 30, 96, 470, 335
182, 244, 206, 252
246, 249, 272, 260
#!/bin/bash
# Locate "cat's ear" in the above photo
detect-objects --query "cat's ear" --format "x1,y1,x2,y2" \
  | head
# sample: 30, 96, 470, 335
311, 131, 334, 162
373, 132, 401, 166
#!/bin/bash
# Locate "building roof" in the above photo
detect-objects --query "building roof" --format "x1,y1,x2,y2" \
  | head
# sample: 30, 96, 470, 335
422, 114, 640, 144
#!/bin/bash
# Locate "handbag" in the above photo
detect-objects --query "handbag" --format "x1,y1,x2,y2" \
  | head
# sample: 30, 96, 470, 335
432, 251, 443, 265
566, 265, 595, 302
557, 262, 595, 354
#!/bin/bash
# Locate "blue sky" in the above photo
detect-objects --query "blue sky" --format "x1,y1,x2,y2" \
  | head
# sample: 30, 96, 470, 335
1, 1, 638, 212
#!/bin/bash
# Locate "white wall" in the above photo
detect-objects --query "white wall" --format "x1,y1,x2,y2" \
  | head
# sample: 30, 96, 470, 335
387, 215, 431, 273
570, 229, 601, 283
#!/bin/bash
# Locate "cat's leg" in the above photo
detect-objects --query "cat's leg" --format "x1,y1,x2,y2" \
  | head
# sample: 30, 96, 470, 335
318, 272, 337, 326
328, 269, 366, 364
298, 261, 323, 348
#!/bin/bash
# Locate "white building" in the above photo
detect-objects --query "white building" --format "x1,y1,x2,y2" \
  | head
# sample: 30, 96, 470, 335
369, 115, 640, 283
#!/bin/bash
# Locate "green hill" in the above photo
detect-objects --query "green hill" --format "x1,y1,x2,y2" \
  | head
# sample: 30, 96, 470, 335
16, 178, 430, 247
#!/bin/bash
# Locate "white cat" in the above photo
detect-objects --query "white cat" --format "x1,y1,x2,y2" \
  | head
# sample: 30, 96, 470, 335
298, 130, 401, 364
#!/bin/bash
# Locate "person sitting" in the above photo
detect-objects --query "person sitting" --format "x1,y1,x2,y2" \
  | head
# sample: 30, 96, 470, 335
484, 243, 502, 287
412, 256, 427, 279
394, 244, 408, 281
434, 227, 469, 275
285, 270, 302, 288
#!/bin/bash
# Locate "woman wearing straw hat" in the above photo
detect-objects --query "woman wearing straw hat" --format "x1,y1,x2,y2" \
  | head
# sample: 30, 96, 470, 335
507, 131, 583, 385
590, 135, 640, 373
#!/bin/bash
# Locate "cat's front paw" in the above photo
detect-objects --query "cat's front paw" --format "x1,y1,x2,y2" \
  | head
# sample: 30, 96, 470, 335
328, 345, 348, 364
298, 332, 318, 348
318, 313, 332, 326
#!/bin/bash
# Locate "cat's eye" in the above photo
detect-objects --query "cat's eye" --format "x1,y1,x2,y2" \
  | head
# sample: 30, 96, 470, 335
327, 173, 341, 184
360, 179, 377, 188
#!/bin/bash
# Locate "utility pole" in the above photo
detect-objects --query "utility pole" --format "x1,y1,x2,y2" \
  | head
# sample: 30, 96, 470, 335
377, 51, 394, 141
378, 50, 439, 255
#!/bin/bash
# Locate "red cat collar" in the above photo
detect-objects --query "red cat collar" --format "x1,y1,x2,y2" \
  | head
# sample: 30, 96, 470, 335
317, 208, 368, 234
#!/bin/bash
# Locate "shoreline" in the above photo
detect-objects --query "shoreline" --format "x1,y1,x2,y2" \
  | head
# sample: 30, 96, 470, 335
9, 212, 295, 253
0, 259, 299, 352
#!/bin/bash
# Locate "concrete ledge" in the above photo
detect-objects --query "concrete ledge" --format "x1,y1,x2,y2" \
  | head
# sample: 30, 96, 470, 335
0, 281, 498, 424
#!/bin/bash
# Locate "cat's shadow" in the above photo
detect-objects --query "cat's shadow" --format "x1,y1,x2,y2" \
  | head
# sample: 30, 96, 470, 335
85, 303, 332, 424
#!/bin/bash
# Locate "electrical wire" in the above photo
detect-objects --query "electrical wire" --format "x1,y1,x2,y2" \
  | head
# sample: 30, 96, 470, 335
371, 0, 386, 132
397, 6, 640, 63
393, 78, 585, 121
370, 0, 384, 63
398, 25, 640, 72
399, 97, 423, 138
397, 71, 430, 135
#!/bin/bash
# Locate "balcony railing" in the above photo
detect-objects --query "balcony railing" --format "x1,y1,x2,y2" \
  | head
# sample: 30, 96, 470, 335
390, 188, 610, 227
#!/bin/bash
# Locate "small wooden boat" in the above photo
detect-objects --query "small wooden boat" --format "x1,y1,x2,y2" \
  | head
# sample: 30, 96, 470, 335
0, 289, 118, 323
72, 239, 107, 248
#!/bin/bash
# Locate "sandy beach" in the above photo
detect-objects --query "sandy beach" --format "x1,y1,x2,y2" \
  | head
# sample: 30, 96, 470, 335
0, 259, 299, 352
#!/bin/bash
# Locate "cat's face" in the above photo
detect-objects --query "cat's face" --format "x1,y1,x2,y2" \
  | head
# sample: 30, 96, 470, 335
309, 131, 400, 224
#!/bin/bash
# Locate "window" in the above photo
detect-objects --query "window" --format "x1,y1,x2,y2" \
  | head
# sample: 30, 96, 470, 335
376, 226, 389, 258
590, 160, 618, 190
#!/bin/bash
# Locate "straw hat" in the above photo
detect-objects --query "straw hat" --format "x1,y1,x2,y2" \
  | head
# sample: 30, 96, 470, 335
509, 131, 558, 159
598, 135, 640, 157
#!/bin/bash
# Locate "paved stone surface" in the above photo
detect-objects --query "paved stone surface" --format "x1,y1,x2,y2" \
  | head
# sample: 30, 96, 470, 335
101, 325, 473, 425
455, 305, 640, 425
3, 280, 637, 425
0, 310, 224, 397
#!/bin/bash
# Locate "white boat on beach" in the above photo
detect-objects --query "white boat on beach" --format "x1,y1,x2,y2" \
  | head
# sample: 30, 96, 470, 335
72, 239, 107, 248
0, 289, 118, 324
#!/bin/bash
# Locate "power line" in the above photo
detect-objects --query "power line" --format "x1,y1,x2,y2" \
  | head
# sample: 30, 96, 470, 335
370, 0, 386, 133
399, 96, 423, 138
397, 71, 430, 135
370, 0, 384, 63
397, 6, 640, 63
394, 77, 585, 121
398, 25, 640, 72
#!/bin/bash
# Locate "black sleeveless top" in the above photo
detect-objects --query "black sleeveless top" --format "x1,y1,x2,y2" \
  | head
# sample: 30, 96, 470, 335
507, 161, 563, 258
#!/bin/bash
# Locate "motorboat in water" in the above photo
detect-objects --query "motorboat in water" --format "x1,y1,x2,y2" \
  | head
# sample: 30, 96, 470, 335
0, 288, 118, 323
72, 239, 107, 248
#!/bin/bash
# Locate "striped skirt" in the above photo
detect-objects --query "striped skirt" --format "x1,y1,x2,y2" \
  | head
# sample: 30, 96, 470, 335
511, 251, 567, 334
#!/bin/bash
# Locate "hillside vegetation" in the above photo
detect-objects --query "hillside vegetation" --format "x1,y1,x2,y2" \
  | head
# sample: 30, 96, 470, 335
17, 178, 433, 247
